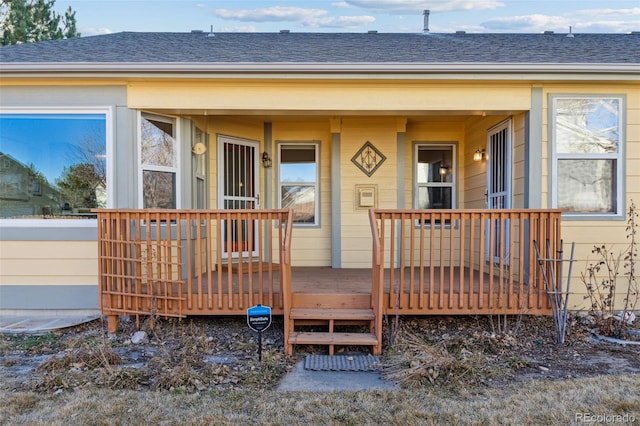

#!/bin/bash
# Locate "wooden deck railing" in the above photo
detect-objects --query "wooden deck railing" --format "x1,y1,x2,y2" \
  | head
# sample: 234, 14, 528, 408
95, 209, 293, 332
369, 209, 563, 315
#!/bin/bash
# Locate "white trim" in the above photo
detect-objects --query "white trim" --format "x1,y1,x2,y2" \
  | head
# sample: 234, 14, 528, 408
413, 142, 458, 210
277, 142, 321, 227
486, 119, 513, 263
0, 107, 113, 226
549, 94, 625, 219
216, 134, 261, 210
137, 112, 181, 208
486, 119, 513, 209
2, 62, 639, 76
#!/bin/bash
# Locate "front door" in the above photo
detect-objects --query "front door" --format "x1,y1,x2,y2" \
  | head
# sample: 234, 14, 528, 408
217, 135, 260, 257
486, 120, 512, 264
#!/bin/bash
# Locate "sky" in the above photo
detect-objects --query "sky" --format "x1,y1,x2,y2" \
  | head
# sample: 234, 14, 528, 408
53, 0, 640, 36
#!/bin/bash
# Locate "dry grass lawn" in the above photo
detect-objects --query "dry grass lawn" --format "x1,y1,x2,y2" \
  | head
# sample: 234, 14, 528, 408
1, 374, 639, 425
2, 314, 639, 425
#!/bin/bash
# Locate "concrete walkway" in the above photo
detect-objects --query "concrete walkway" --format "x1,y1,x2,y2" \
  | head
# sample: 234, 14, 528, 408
0, 315, 100, 334
278, 357, 398, 392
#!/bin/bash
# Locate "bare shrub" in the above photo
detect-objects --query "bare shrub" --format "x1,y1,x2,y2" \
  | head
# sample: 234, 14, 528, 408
382, 326, 497, 388
581, 201, 639, 338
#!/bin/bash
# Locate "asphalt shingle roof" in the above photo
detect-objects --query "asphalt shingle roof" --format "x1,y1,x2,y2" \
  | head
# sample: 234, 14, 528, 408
1, 32, 638, 64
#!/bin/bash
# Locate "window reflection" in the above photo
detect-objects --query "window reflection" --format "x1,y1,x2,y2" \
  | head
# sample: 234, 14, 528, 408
415, 145, 455, 210
140, 114, 177, 209
0, 113, 107, 218
278, 144, 318, 225
552, 96, 623, 216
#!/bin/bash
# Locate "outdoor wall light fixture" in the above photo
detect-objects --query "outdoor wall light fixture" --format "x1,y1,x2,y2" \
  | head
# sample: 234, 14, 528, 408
262, 152, 272, 168
473, 148, 486, 162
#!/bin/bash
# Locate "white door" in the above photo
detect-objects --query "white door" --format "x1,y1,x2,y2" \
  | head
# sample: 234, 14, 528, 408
486, 120, 512, 264
217, 136, 260, 257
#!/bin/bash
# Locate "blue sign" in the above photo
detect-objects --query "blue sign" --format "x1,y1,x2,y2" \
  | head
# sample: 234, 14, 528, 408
247, 304, 272, 332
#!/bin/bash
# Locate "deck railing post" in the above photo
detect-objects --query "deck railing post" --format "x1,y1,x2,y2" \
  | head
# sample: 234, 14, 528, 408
369, 209, 384, 354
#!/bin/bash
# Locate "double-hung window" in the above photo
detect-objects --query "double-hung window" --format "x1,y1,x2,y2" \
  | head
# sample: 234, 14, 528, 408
139, 113, 179, 209
550, 95, 624, 218
414, 144, 456, 211
278, 143, 319, 226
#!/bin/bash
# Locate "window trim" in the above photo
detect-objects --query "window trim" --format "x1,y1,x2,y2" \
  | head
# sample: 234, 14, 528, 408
413, 142, 458, 207
549, 94, 626, 220
192, 125, 208, 209
137, 112, 181, 209
412, 142, 458, 228
0, 106, 113, 227
277, 141, 320, 227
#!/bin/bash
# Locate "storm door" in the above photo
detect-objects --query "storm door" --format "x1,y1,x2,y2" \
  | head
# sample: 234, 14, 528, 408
217, 136, 260, 258
485, 120, 512, 264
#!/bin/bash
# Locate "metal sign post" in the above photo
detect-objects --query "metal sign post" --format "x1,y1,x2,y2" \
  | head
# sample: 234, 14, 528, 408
247, 304, 272, 361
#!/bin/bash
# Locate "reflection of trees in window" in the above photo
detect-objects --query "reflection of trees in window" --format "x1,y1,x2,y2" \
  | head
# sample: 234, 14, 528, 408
56, 163, 102, 208
141, 118, 176, 167
140, 115, 177, 209
58, 131, 107, 209
143, 170, 176, 209
0, 112, 107, 218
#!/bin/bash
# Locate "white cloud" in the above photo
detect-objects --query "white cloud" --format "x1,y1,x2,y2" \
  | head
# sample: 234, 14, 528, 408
575, 7, 640, 17
81, 27, 114, 36
219, 25, 258, 33
572, 20, 639, 33
214, 6, 374, 29
332, 1, 351, 8
482, 14, 569, 32
305, 15, 376, 28
481, 11, 638, 33
214, 7, 328, 22
342, 0, 504, 14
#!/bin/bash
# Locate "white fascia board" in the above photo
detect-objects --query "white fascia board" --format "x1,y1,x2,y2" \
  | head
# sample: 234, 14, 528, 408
2, 62, 639, 76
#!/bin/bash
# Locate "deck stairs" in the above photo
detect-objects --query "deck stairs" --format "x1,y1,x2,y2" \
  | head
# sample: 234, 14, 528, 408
285, 293, 381, 355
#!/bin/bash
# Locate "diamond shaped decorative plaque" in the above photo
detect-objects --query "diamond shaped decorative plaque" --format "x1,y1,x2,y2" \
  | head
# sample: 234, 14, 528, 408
351, 141, 386, 177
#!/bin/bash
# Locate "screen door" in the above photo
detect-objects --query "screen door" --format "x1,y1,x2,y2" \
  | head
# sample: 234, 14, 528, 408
217, 136, 260, 257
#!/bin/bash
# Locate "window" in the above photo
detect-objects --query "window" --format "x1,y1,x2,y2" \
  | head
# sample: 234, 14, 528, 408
278, 143, 319, 225
0, 111, 108, 219
193, 127, 207, 209
550, 95, 624, 218
139, 113, 178, 209
414, 144, 456, 211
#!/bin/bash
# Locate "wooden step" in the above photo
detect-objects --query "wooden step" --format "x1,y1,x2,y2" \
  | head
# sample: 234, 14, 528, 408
292, 293, 371, 309
288, 332, 378, 346
290, 308, 375, 321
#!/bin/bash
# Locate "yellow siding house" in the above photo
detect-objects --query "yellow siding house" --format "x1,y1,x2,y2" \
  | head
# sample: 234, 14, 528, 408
1, 31, 638, 352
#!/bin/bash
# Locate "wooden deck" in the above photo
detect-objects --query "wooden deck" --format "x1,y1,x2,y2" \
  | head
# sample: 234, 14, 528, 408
95, 208, 563, 354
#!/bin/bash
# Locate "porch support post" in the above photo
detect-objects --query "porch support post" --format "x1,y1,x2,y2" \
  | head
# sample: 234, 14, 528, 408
526, 87, 543, 208
330, 118, 342, 268
396, 119, 407, 267
396, 122, 406, 209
